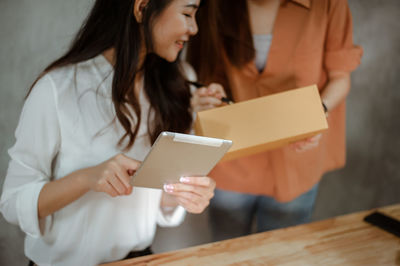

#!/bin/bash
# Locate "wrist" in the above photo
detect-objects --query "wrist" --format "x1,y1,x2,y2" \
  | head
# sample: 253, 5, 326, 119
73, 168, 92, 192
322, 101, 328, 113
161, 192, 179, 208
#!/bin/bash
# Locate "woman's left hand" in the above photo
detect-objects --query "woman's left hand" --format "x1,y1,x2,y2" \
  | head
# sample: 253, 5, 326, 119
290, 133, 322, 152
161, 176, 216, 214
191, 83, 226, 113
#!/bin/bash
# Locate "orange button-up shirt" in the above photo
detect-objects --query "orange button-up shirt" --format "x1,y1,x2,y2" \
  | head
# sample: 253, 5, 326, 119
210, 0, 363, 202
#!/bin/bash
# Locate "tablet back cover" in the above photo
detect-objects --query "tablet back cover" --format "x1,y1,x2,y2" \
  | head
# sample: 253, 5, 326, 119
130, 132, 232, 189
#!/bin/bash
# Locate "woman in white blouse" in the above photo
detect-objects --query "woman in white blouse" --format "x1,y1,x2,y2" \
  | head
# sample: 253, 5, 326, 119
0, 0, 215, 265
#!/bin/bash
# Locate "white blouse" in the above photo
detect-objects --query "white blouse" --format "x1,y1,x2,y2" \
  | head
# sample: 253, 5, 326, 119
0, 54, 188, 266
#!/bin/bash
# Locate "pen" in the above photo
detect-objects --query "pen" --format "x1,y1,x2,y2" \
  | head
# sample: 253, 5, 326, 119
187, 81, 234, 105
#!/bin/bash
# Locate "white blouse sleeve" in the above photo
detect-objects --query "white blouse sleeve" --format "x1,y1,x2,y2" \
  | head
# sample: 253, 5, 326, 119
156, 205, 186, 227
0, 74, 61, 238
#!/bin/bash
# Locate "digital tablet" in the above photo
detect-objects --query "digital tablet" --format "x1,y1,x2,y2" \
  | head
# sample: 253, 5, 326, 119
130, 131, 232, 189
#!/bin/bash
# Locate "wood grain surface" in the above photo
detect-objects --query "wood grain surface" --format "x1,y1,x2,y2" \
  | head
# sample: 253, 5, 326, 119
102, 204, 400, 266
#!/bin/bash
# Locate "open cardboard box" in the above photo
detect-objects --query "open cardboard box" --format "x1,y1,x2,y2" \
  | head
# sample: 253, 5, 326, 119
194, 85, 328, 162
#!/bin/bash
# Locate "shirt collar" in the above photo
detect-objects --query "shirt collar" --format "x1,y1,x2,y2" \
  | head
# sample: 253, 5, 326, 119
281, 0, 311, 9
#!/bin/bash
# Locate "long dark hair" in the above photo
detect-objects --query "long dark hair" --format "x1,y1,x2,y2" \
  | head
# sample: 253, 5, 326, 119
187, 0, 254, 99
28, 0, 192, 149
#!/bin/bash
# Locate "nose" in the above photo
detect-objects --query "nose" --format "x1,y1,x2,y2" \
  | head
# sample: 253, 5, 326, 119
188, 20, 198, 36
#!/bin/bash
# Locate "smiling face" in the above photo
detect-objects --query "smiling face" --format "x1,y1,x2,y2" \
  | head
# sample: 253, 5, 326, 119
151, 0, 200, 62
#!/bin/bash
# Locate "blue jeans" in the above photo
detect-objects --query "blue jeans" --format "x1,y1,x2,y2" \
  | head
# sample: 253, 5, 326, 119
209, 185, 319, 241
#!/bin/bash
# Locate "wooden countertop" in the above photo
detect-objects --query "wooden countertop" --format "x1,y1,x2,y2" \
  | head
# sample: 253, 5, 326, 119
102, 204, 400, 266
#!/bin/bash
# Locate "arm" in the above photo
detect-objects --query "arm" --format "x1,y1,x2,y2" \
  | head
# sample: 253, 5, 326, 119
321, 0, 362, 109
292, 70, 350, 152
321, 70, 351, 112
37, 171, 89, 219
0, 74, 140, 238
38, 154, 140, 219
0, 75, 62, 236
292, 0, 362, 152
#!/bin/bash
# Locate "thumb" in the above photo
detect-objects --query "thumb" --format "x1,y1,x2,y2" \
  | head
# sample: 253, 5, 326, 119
116, 154, 141, 171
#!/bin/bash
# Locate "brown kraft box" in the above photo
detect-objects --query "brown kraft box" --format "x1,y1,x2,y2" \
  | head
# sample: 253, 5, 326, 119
194, 85, 328, 162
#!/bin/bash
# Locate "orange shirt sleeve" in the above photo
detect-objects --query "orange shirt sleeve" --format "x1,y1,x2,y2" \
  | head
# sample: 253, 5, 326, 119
324, 0, 363, 72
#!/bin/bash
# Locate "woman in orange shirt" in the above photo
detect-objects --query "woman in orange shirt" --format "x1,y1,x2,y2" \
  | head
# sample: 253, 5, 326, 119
188, 0, 363, 241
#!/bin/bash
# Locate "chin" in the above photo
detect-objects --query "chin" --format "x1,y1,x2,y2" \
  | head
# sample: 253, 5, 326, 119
164, 54, 179, 62
158, 49, 180, 62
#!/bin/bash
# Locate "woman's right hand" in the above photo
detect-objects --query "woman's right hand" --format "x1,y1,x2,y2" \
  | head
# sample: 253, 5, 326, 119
82, 154, 141, 197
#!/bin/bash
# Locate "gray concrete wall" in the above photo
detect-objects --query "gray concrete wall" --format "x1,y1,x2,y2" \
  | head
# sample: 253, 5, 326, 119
1, 0, 399, 264
0, 1, 95, 264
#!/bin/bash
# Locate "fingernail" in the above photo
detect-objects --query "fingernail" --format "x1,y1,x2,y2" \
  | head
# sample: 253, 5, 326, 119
180, 177, 190, 183
163, 184, 174, 192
